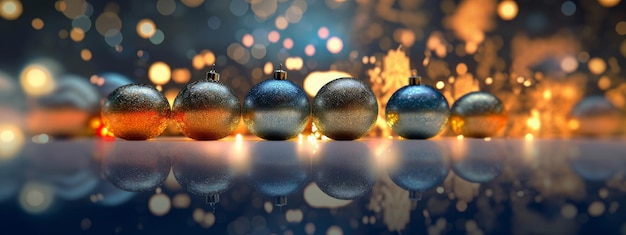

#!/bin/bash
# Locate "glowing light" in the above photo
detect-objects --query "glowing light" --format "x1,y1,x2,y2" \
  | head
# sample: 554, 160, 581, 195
305, 44, 316, 57
561, 1, 576, 16
235, 133, 243, 142
588, 57, 607, 75
136, 19, 157, 39
318, 27, 329, 39
616, 21, 626, 35
80, 49, 92, 61
70, 27, 85, 42
456, 63, 468, 75
275, 16, 288, 30
32, 134, 49, 144
598, 76, 611, 90
0, 0, 22, 20
523, 80, 532, 87
242, 34, 254, 47
149, 193, 171, 216
192, 54, 204, 70
527, 114, 541, 131
285, 57, 304, 70
172, 193, 190, 208
172, 68, 191, 84
560, 56, 578, 73
588, 201, 606, 217
393, 29, 416, 47
525, 133, 534, 140
148, 61, 171, 85
285, 209, 304, 223
303, 183, 352, 208
251, 0, 278, 19
268, 30, 280, 43
285, 6, 303, 23
19, 182, 54, 214
326, 37, 343, 54
263, 62, 273, 75
436, 81, 445, 89
283, 38, 294, 50
303, 70, 351, 97
497, 0, 518, 21
327, 226, 343, 235
597, 0, 621, 7
157, 0, 176, 15
181, 0, 204, 8
516, 76, 525, 83
95, 12, 122, 36
457, 135, 464, 140
203, 51, 216, 66
0, 124, 23, 159
20, 65, 55, 96
485, 77, 493, 85
31, 18, 44, 30
251, 44, 266, 59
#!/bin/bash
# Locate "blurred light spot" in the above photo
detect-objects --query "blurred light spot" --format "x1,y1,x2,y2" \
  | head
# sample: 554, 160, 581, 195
264, 62, 273, 75
285, 209, 304, 223
192, 54, 204, 70
306, 223, 316, 234
264, 201, 273, 213
207, 16, 220, 30
621, 40, 626, 57
104, 30, 123, 47
19, 182, 54, 214
0, 0, 22, 20
588, 57, 606, 75
181, 0, 204, 8
202, 212, 215, 228
485, 77, 493, 85
456, 63, 468, 75
149, 29, 165, 45
70, 27, 85, 42
326, 37, 343, 54
561, 56, 578, 73
72, 15, 91, 32
80, 49, 92, 61
283, 38, 294, 50
58, 29, 69, 39
149, 61, 171, 85
327, 226, 343, 235
436, 81, 445, 89
0, 124, 23, 159
304, 183, 351, 208
525, 133, 534, 140
305, 44, 316, 57
318, 27, 329, 39
251, 0, 278, 19
275, 16, 288, 30
20, 65, 54, 96
227, 43, 246, 61
303, 71, 350, 97
172, 193, 190, 208
616, 21, 626, 35
577, 51, 590, 62
597, 0, 621, 7
203, 50, 216, 66
137, 19, 156, 39
242, 34, 254, 47
561, 204, 577, 219
251, 44, 267, 59
561, 1, 576, 16
497, 0, 518, 21
95, 12, 122, 36
230, 0, 248, 16
193, 208, 204, 223
61, 0, 87, 19
252, 68, 263, 80
31, 133, 49, 144
285, 57, 303, 70
393, 29, 416, 47
268, 30, 280, 43
523, 80, 532, 87
588, 201, 605, 217
285, 6, 303, 23
157, 0, 176, 15
172, 68, 191, 84
149, 193, 171, 216
598, 76, 611, 90
457, 135, 464, 140
31, 18, 44, 30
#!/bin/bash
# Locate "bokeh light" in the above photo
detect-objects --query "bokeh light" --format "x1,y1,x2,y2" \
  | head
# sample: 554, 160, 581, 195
0, 124, 24, 160
0, 0, 22, 20
31, 18, 44, 30
19, 182, 55, 214
560, 56, 578, 73
326, 37, 343, 54
275, 16, 288, 30
303, 70, 351, 97
149, 193, 171, 216
251, 0, 278, 19
136, 19, 157, 39
285, 57, 303, 70
80, 49, 92, 61
283, 38, 294, 50
172, 68, 191, 84
20, 65, 55, 96
149, 61, 171, 85
305, 44, 316, 57
181, 0, 204, 8
497, 0, 518, 21
268, 30, 280, 43
242, 34, 254, 48
318, 27, 330, 39
70, 27, 85, 42
156, 0, 176, 15
588, 57, 607, 75
561, 1, 576, 16
597, 0, 621, 7
616, 21, 626, 35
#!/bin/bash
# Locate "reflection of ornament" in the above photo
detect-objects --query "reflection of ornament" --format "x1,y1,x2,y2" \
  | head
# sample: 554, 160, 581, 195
569, 96, 623, 137
569, 140, 622, 181
312, 78, 378, 140
102, 142, 171, 192
243, 65, 310, 140
92, 181, 136, 207
172, 142, 235, 207
450, 91, 507, 138
249, 141, 309, 207
101, 84, 171, 140
388, 140, 449, 200
386, 73, 450, 139
172, 67, 241, 140
314, 142, 376, 200
451, 139, 504, 183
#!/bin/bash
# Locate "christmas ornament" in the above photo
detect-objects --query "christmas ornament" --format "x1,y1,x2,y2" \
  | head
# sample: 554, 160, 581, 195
388, 140, 449, 200
450, 139, 503, 183
173, 142, 235, 207
243, 65, 310, 140
101, 84, 170, 140
312, 77, 378, 140
172, 66, 241, 140
569, 141, 622, 181
314, 142, 376, 200
248, 141, 309, 207
385, 72, 450, 139
101, 142, 171, 192
449, 91, 506, 138
569, 96, 623, 137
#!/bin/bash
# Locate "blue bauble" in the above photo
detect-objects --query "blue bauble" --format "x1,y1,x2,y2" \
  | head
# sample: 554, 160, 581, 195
243, 67, 310, 140
314, 142, 376, 200
450, 139, 504, 183
101, 141, 171, 192
386, 76, 449, 139
387, 140, 449, 199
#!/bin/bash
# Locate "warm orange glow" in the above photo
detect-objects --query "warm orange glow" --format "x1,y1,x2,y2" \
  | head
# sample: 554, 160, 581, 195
497, 0, 518, 21
80, 49, 92, 61
597, 0, 621, 7
275, 16, 288, 30
268, 30, 280, 43
283, 38, 294, 50
181, 0, 204, 8
616, 21, 626, 35
0, 0, 22, 20
285, 57, 304, 70
192, 54, 204, 70
436, 81, 445, 89
149, 61, 171, 85
202, 51, 215, 66
263, 62, 273, 75
70, 27, 85, 42
456, 63, 468, 75
303, 70, 351, 97
136, 18, 157, 39
31, 18, 44, 30
305, 44, 316, 56
485, 77, 493, 85
0, 124, 24, 160
20, 65, 55, 96
318, 27, 329, 39
525, 133, 534, 140
326, 37, 343, 54
598, 76, 611, 90
172, 68, 191, 84
242, 34, 254, 47
588, 57, 607, 75
560, 56, 578, 73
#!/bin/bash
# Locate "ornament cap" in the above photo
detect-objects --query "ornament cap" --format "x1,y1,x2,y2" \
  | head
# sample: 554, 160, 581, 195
206, 64, 220, 82
409, 70, 422, 85
273, 64, 287, 80
206, 193, 220, 205
274, 195, 287, 207
408, 190, 422, 201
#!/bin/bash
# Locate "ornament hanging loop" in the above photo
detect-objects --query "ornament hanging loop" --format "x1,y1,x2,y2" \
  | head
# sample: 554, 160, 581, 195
409, 70, 422, 85
274, 63, 287, 80
207, 64, 220, 82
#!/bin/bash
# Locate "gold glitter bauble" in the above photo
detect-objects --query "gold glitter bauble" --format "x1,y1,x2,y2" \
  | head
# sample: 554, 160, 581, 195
172, 69, 241, 140
101, 84, 171, 140
449, 92, 507, 138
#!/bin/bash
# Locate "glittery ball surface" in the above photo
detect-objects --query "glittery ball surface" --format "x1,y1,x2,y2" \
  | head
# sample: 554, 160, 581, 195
312, 78, 378, 140
449, 91, 507, 138
243, 79, 310, 140
172, 81, 241, 140
101, 84, 171, 140
386, 84, 450, 139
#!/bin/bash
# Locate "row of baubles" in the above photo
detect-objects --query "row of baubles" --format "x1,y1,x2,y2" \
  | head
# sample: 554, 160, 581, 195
101, 65, 507, 141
